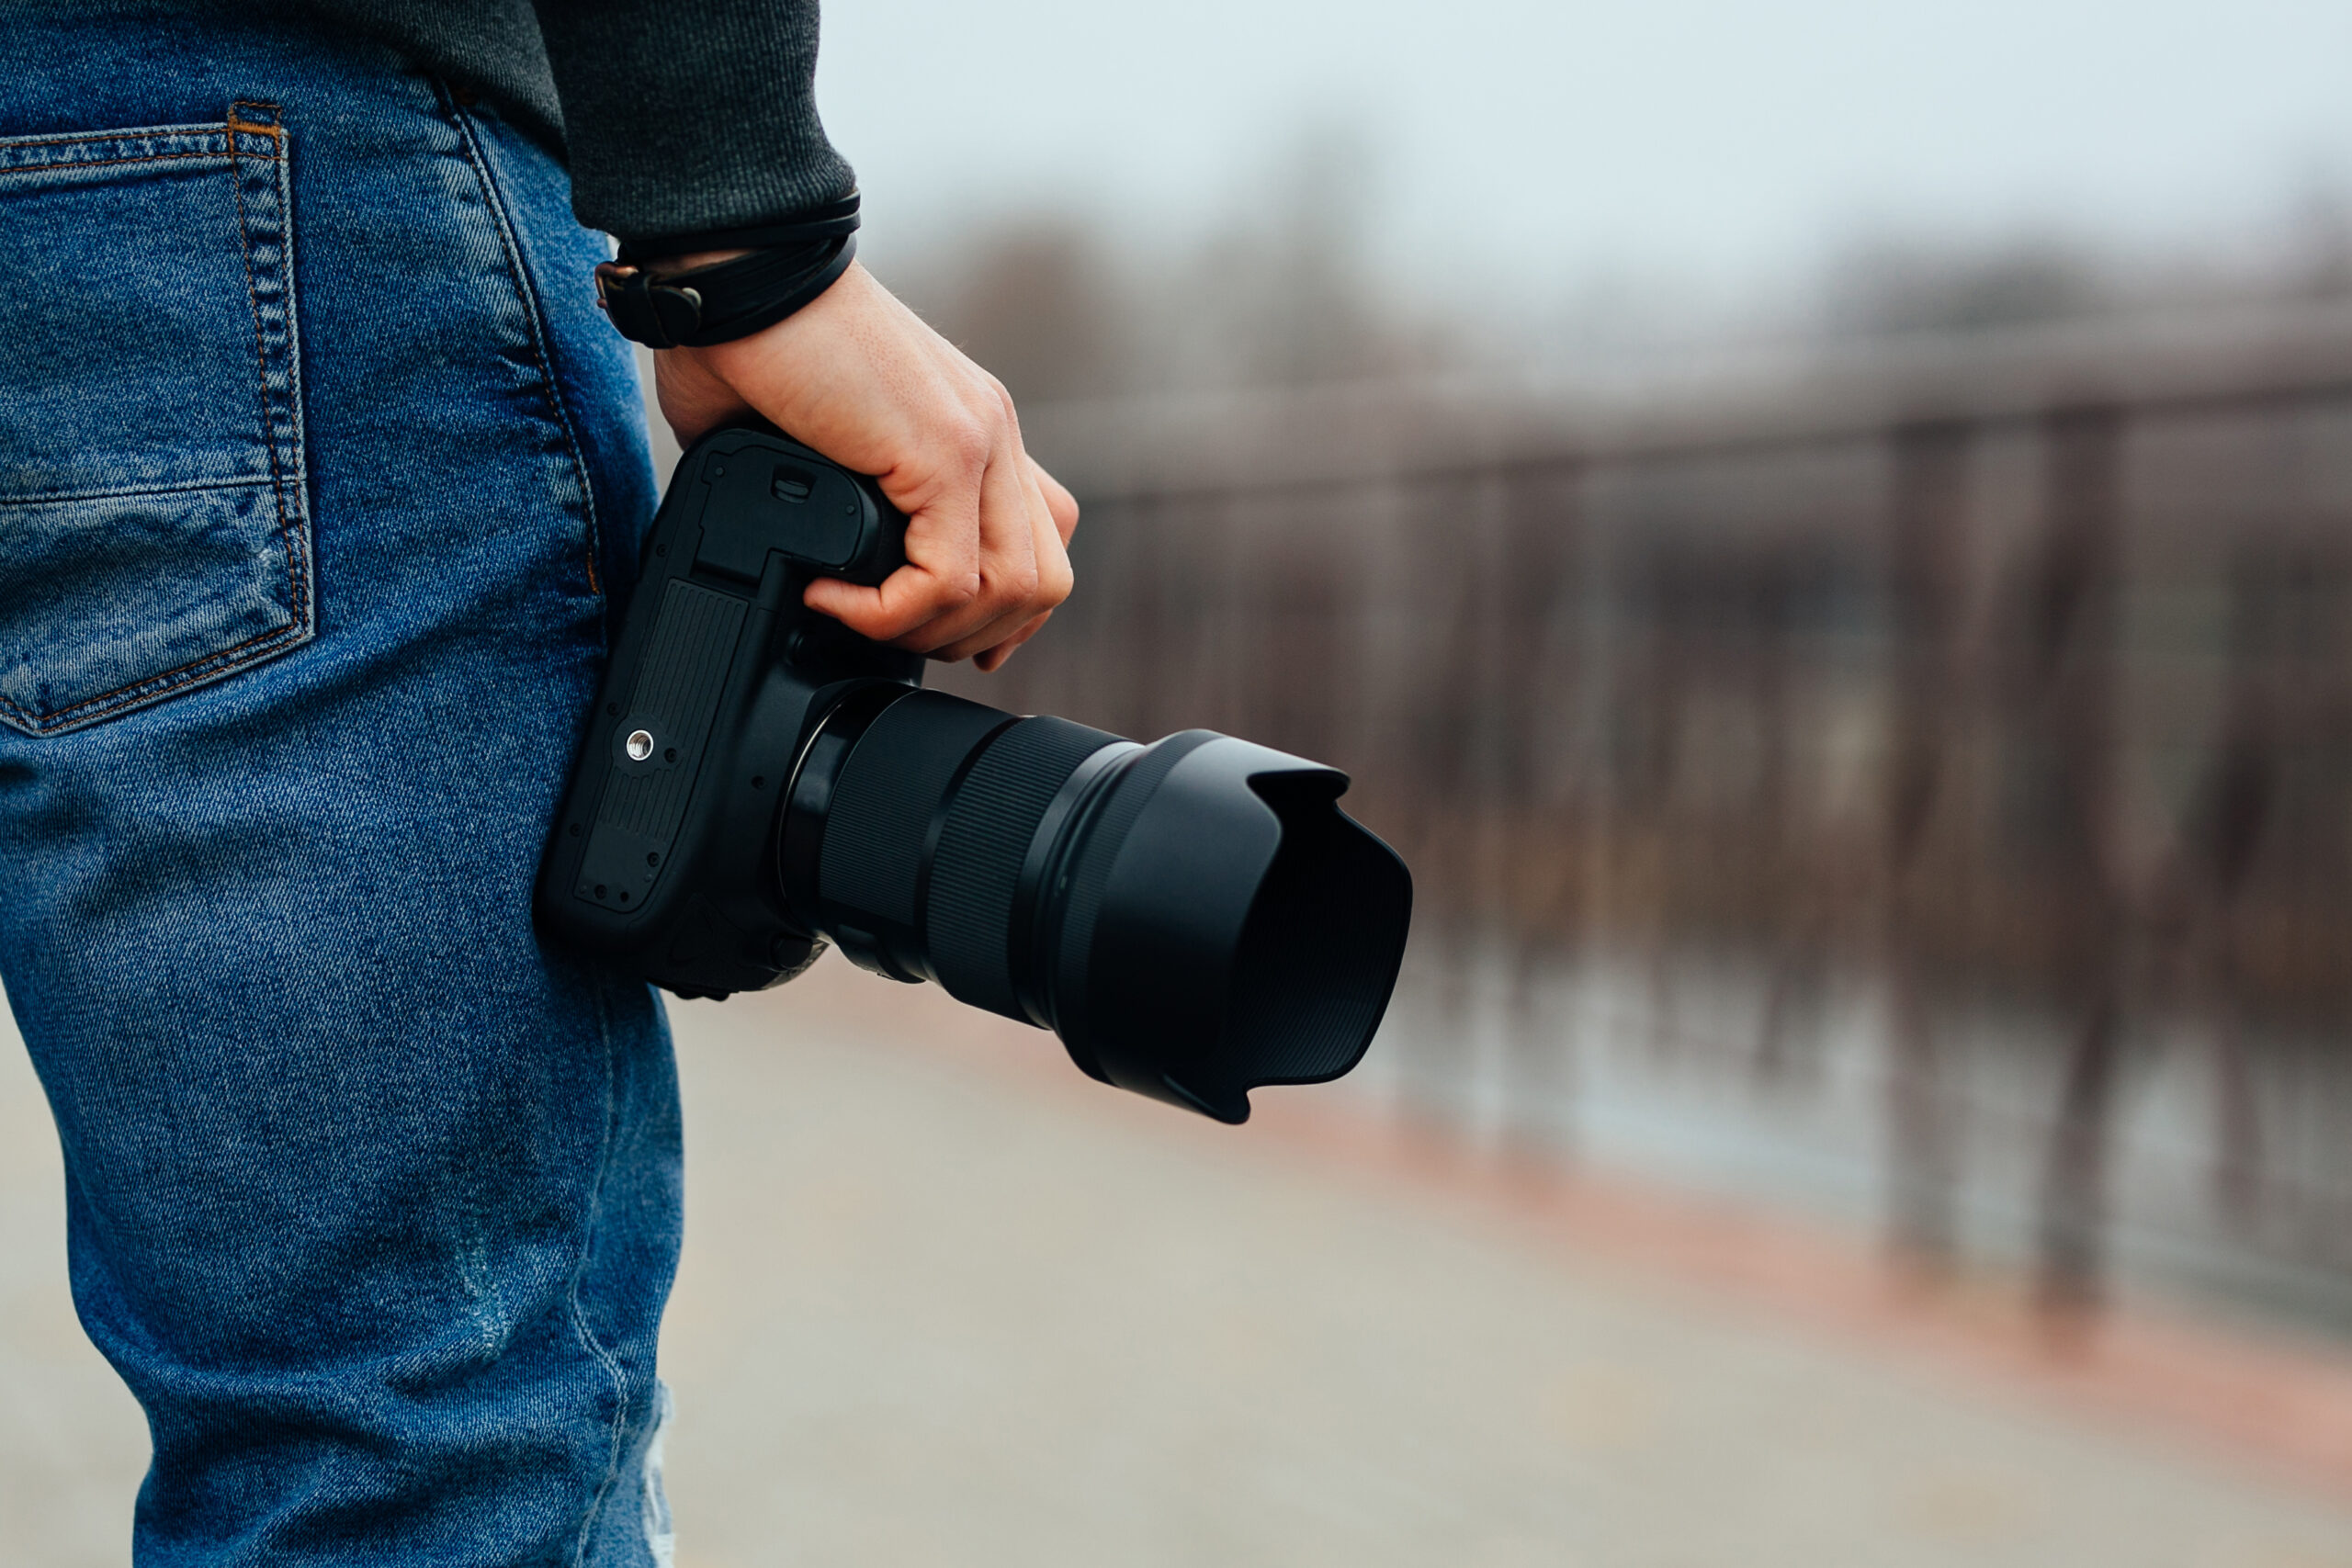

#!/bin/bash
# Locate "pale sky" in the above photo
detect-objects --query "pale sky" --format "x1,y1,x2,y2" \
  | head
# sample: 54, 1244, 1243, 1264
816, 0, 2352, 307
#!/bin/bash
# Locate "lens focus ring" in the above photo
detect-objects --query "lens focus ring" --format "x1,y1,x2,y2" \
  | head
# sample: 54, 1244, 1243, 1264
924, 716, 1125, 1020
815, 691, 1012, 946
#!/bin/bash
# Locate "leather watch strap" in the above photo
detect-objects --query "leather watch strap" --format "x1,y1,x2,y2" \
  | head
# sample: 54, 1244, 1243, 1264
594, 233, 856, 349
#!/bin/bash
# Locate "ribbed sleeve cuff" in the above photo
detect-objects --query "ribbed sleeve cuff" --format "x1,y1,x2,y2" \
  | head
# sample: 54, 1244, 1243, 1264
530, 0, 858, 250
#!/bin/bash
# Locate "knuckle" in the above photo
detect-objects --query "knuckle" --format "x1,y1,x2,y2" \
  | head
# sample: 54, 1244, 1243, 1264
942, 415, 991, 469
961, 365, 1009, 408
971, 566, 1034, 621
956, 370, 1007, 420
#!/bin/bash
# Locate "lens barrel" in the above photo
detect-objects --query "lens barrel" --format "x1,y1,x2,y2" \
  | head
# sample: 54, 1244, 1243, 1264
776, 685, 1412, 1122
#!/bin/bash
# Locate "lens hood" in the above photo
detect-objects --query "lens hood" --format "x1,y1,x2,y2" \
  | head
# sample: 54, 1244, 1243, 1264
1035, 734, 1413, 1123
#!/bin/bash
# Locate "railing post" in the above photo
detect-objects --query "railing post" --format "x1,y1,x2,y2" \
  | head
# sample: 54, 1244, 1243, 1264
2022, 401, 2131, 1323
1882, 416, 1974, 1268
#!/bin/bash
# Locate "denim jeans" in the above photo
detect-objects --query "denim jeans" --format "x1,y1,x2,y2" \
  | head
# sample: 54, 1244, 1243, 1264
0, 7, 681, 1562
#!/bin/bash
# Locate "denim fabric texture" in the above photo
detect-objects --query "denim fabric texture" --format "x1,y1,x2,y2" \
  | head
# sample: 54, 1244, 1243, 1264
0, 102, 311, 733
0, 8, 681, 1562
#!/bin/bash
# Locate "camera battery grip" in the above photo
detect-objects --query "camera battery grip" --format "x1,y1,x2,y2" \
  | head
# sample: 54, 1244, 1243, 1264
535, 426, 918, 998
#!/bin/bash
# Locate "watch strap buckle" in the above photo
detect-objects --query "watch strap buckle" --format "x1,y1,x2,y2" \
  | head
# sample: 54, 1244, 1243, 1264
594, 262, 704, 348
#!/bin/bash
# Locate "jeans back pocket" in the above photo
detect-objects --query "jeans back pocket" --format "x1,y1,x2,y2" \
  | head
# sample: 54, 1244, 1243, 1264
0, 101, 312, 737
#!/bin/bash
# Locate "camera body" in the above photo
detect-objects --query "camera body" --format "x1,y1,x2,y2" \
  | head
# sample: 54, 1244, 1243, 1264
539, 423, 1412, 1123
537, 424, 915, 998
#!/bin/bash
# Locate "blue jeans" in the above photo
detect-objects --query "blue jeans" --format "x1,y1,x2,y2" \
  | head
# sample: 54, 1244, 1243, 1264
0, 9, 681, 1562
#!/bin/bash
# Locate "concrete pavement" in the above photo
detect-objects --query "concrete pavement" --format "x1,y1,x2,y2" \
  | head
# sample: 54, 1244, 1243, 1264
3, 966, 2351, 1565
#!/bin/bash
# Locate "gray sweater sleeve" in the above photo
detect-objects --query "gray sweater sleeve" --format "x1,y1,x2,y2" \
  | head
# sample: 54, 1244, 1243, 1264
527, 0, 856, 252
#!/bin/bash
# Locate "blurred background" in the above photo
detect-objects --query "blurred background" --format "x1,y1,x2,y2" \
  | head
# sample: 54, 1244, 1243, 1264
822, 0, 2352, 1554
16, 0, 2352, 1562
695, 0, 2352, 1553
836, 0, 2352, 1354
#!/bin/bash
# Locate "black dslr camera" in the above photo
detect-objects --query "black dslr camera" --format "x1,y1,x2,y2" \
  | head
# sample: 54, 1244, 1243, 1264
536, 425, 1410, 1122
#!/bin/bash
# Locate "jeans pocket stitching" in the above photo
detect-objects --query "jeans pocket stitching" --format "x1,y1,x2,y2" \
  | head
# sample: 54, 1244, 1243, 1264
0, 101, 313, 739
0, 618, 314, 734
0, 150, 224, 173
227, 99, 313, 647
0, 121, 244, 169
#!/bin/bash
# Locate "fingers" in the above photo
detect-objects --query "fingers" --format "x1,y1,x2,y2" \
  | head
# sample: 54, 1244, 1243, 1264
656, 264, 1075, 664
1032, 457, 1080, 545
972, 608, 1056, 672
964, 459, 1079, 671
808, 424, 1072, 658
927, 457, 1073, 662
800, 421, 989, 642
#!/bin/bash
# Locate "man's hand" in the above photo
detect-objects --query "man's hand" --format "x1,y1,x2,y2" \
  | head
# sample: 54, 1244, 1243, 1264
652, 262, 1079, 671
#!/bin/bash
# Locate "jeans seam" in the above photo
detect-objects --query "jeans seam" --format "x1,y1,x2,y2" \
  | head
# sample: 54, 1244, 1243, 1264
567, 974, 636, 1565
434, 89, 636, 1551
225, 101, 310, 646
438, 85, 606, 600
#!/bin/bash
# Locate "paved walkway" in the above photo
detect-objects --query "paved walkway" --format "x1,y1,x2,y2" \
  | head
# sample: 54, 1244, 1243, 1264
4, 970, 2352, 1565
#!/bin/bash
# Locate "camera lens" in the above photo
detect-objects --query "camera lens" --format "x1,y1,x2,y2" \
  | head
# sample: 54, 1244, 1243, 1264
775, 686, 1412, 1122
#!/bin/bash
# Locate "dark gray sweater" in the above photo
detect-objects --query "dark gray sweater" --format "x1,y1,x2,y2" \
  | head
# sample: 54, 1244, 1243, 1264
297, 0, 855, 250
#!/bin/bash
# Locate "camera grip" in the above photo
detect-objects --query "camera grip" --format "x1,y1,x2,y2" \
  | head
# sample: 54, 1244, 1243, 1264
686, 423, 907, 588
537, 424, 922, 997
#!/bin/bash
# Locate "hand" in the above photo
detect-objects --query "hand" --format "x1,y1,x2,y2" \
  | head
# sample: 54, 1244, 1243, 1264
651, 261, 1079, 671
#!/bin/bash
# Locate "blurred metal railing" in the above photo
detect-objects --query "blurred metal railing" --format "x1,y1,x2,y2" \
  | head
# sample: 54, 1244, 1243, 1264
942, 299, 2352, 1330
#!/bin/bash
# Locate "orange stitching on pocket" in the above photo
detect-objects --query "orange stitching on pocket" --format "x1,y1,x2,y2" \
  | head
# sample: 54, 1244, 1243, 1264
227, 100, 282, 154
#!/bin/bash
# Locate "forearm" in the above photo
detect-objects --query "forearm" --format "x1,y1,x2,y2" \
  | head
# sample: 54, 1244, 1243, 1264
537, 1, 1073, 671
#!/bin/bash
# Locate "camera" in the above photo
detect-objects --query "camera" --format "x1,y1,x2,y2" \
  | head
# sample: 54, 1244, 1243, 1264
536, 425, 1411, 1122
